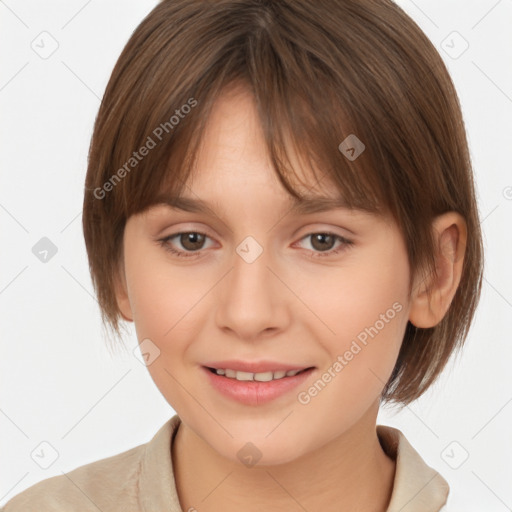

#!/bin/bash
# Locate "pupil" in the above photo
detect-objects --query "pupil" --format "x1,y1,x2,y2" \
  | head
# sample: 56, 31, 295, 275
181, 232, 205, 250
312, 234, 334, 251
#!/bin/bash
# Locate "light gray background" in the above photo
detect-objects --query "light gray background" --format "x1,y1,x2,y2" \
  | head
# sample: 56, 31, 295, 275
1, 1, 511, 510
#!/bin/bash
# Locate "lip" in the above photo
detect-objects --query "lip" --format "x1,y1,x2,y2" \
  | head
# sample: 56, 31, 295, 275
203, 360, 310, 373
202, 365, 316, 406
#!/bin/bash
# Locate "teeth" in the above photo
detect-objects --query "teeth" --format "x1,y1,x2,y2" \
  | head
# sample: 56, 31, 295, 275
213, 368, 305, 381
235, 371, 254, 381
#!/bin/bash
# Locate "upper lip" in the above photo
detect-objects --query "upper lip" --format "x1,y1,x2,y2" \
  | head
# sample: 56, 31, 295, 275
203, 360, 314, 373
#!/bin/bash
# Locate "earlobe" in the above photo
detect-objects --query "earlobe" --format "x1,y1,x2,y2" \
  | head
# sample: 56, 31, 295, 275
408, 212, 467, 328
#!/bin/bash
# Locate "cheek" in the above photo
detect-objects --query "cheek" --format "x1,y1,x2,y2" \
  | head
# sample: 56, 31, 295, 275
126, 256, 207, 338
339, 266, 409, 354
125, 260, 207, 410
291, 247, 410, 400
292, 274, 409, 439
125, 256, 214, 391
293, 254, 409, 343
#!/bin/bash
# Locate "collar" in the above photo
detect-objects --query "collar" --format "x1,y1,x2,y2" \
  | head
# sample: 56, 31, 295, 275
138, 415, 449, 511
377, 424, 450, 511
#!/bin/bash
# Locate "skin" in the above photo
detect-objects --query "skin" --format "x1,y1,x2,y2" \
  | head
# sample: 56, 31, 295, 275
115, 83, 467, 512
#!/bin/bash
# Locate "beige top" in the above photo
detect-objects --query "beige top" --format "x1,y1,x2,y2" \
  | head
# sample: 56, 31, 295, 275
2, 414, 449, 511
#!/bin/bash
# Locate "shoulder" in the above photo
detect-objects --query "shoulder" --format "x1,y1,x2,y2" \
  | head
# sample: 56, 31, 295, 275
1, 443, 146, 512
2, 416, 182, 512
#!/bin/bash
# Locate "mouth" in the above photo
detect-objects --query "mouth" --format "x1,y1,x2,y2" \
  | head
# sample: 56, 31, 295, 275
205, 366, 314, 382
202, 364, 316, 406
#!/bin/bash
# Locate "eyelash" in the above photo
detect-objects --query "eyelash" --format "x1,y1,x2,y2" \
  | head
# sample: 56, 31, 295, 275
157, 231, 354, 259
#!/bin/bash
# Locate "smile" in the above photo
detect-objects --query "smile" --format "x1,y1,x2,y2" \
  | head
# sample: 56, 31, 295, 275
203, 365, 316, 406
207, 367, 311, 382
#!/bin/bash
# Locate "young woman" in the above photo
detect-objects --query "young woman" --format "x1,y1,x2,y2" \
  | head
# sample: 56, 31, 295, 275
3, 1, 483, 510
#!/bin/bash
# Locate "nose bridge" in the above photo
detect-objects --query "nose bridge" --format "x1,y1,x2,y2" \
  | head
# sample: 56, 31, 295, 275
229, 234, 276, 305
214, 234, 289, 337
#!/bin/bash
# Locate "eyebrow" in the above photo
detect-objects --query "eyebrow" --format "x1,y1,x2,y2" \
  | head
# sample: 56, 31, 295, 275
149, 195, 352, 216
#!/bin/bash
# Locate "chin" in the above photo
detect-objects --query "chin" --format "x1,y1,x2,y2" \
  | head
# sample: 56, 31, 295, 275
210, 432, 307, 468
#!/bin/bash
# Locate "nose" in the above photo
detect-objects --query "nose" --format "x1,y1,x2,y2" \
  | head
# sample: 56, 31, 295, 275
214, 238, 291, 341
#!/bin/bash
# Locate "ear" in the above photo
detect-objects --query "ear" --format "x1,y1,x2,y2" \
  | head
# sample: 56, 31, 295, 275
114, 259, 134, 323
409, 212, 467, 328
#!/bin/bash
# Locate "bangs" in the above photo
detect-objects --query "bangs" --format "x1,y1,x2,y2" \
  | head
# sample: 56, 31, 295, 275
114, 78, 390, 223
104, 3, 404, 224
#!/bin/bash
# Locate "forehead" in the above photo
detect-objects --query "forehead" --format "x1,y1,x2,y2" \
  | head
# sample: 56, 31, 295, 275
157, 87, 351, 206
137, 81, 389, 226
186, 83, 327, 187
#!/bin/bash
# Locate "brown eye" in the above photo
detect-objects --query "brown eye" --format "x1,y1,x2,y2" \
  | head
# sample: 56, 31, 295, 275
295, 232, 354, 258
309, 233, 336, 252
158, 231, 214, 258
179, 232, 206, 251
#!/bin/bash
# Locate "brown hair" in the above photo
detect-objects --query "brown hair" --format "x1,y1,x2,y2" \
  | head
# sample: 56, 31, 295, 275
82, 0, 484, 405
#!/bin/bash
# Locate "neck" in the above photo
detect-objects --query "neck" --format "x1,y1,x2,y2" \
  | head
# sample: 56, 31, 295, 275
171, 400, 396, 512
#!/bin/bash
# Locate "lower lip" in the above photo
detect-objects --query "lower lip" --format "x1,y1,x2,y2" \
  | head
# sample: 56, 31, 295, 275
202, 366, 315, 406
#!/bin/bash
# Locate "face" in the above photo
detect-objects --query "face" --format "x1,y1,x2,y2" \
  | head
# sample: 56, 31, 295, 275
117, 84, 413, 465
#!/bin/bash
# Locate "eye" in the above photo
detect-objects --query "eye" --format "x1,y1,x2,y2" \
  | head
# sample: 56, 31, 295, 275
295, 232, 354, 258
157, 230, 354, 259
158, 231, 214, 258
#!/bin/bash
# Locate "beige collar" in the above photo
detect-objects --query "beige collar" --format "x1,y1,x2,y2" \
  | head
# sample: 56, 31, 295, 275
138, 415, 449, 511
377, 424, 450, 511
